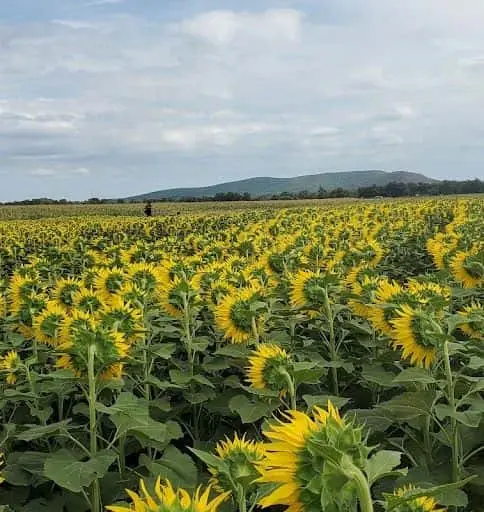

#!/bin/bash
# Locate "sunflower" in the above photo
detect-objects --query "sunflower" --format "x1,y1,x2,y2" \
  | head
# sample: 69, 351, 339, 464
368, 279, 410, 336
106, 478, 229, 512
99, 296, 145, 343
407, 280, 451, 308
72, 287, 103, 314
246, 343, 292, 395
127, 262, 164, 295
209, 433, 265, 495
215, 284, 265, 343
1, 350, 20, 385
257, 402, 369, 511
348, 275, 381, 319
33, 301, 68, 346
56, 321, 129, 380
290, 270, 332, 312
53, 277, 82, 310
9, 274, 42, 315
157, 276, 200, 319
390, 305, 442, 368
458, 302, 484, 340
390, 485, 446, 512
207, 279, 232, 306
450, 249, 484, 288
94, 268, 127, 303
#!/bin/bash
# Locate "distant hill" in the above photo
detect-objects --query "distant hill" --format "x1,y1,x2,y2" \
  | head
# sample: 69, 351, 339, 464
126, 170, 436, 200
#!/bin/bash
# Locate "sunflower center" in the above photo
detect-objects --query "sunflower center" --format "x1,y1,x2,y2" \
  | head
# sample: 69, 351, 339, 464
411, 315, 439, 348
230, 299, 254, 333
303, 277, 328, 307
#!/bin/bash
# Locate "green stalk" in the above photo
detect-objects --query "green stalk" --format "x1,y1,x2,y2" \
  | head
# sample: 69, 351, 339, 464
251, 316, 260, 346
87, 344, 101, 512
280, 368, 297, 410
323, 289, 338, 395
182, 294, 194, 376
340, 458, 373, 512
443, 340, 459, 483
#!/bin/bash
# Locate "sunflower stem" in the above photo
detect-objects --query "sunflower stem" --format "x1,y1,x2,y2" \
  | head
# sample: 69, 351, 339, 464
280, 368, 297, 410
443, 340, 460, 483
251, 316, 260, 346
182, 293, 194, 376
87, 344, 101, 512
323, 289, 338, 395
341, 458, 373, 512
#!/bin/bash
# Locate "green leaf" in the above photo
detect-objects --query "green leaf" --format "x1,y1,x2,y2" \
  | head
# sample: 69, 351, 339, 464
365, 450, 407, 486
434, 404, 482, 427
377, 391, 435, 421
16, 421, 71, 442
189, 448, 230, 476
150, 343, 177, 359
215, 345, 251, 358
103, 392, 183, 445
43, 449, 116, 493
140, 446, 198, 490
302, 395, 350, 410
349, 409, 393, 433
392, 368, 435, 385
169, 370, 215, 388
361, 364, 396, 388
229, 394, 279, 423
293, 362, 325, 385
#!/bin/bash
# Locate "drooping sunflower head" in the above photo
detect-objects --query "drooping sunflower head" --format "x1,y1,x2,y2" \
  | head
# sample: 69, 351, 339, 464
290, 270, 334, 312
57, 320, 129, 380
127, 262, 164, 295
12, 292, 48, 340
352, 239, 384, 267
215, 284, 265, 343
345, 264, 376, 288
72, 287, 104, 315
348, 275, 381, 319
94, 268, 127, 302
390, 305, 443, 368
389, 485, 446, 512
258, 402, 370, 511
106, 478, 230, 512
449, 248, 484, 288
99, 296, 145, 343
9, 273, 43, 315
53, 277, 82, 310
157, 276, 200, 319
33, 301, 68, 346
1, 350, 21, 385
246, 343, 292, 395
458, 302, 484, 340
407, 280, 451, 310
207, 279, 233, 306
209, 434, 265, 495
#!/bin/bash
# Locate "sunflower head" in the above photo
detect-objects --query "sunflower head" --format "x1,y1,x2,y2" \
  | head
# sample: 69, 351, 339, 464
127, 262, 163, 295
9, 273, 43, 315
157, 276, 200, 319
53, 277, 82, 310
209, 434, 265, 495
33, 301, 68, 346
207, 279, 232, 306
99, 296, 145, 343
94, 268, 127, 301
390, 305, 444, 368
389, 485, 446, 512
57, 317, 129, 380
215, 284, 265, 343
290, 270, 335, 312
1, 350, 21, 385
72, 287, 103, 314
258, 402, 370, 511
407, 280, 451, 310
458, 302, 484, 340
106, 478, 230, 512
246, 343, 293, 395
450, 249, 484, 288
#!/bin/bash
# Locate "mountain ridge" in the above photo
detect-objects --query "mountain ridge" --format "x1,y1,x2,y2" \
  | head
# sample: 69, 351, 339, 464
125, 170, 436, 200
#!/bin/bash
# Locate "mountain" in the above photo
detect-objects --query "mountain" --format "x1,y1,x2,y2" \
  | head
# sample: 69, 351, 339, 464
126, 170, 436, 200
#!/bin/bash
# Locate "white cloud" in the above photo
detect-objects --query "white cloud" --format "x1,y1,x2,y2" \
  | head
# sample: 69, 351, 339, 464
30, 168, 56, 176
71, 167, 91, 175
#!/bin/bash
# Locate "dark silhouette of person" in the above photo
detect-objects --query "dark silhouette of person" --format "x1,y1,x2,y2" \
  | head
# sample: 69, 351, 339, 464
144, 201, 153, 217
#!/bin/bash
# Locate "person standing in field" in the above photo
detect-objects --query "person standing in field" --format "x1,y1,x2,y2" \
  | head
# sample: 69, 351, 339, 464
144, 201, 153, 217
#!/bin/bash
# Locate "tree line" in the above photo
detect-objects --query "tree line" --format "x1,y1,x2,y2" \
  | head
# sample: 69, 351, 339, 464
1, 179, 483, 205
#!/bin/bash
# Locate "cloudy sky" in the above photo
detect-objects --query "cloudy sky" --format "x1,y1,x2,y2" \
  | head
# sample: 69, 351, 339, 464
2, 0, 484, 200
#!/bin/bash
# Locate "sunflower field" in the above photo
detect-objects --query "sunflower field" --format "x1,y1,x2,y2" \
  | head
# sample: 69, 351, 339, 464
0, 198, 483, 512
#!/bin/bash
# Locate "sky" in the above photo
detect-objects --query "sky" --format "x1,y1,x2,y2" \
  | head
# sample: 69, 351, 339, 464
2, 0, 484, 200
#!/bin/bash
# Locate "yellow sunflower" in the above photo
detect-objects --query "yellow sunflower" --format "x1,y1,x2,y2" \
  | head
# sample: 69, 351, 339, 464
106, 478, 229, 512
449, 247, 484, 288
94, 268, 127, 302
390, 305, 441, 368
1, 350, 20, 385
246, 343, 292, 395
157, 276, 199, 319
209, 433, 265, 495
290, 270, 331, 312
458, 302, 484, 340
215, 284, 265, 343
99, 296, 145, 343
72, 287, 104, 314
33, 301, 68, 346
368, 279, 408, 336
391, 485, 446, 512
257, 402, 368, 511
127, 262, 164, 295
53, 277, 82, 310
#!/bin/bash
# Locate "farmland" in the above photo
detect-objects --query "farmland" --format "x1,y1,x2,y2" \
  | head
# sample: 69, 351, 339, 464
0, 197, 483, 512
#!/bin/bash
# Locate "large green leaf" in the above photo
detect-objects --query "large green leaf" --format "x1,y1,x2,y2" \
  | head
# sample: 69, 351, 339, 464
365, 450, 406, 486
43, 449, 116, 493
15, 421, 71, 442
229, 395, 279, 423
392, 367, 435, 385
377, 391, 435, 421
